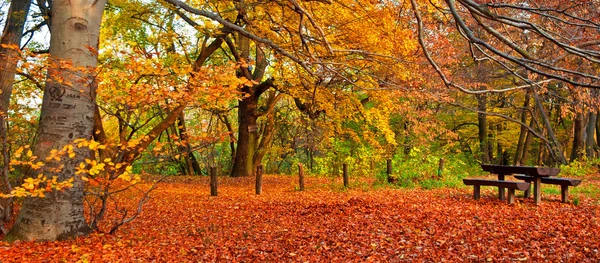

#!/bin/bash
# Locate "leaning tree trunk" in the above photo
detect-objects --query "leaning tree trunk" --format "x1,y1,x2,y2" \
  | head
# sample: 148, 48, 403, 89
533, 92, 568, 165
5, 0, 106, 242
0, 0, 30, 113
0, 0, 32, 232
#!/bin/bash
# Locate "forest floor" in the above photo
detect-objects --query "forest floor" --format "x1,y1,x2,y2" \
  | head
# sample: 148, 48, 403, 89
1, 174, 600, 262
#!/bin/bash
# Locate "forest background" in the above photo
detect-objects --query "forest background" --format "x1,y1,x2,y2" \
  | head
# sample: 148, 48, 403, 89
0, 0, 599, 246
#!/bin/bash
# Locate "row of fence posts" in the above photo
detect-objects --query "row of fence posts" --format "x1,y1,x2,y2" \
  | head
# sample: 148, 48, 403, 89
208, 158, 444, 196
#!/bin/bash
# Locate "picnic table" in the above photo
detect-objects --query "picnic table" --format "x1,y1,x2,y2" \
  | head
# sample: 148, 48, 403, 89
481, 164, 560, 205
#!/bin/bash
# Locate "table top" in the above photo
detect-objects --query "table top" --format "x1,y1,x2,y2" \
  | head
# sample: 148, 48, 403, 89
481, 164, 560, 177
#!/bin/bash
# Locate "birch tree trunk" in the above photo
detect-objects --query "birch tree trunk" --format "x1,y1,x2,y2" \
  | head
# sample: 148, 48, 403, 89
5, 0, 107, 242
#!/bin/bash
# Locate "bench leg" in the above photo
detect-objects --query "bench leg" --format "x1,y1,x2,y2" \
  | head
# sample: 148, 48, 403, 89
473, 185, 480, 200
561, 186, 569, 203
498, 174, 505, 201
507, 189, 515, 204
524, 184, 531, 198
533, 177, 541, 205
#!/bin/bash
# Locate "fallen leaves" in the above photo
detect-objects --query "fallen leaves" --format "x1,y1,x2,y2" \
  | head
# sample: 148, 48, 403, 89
1, 175, 600, 262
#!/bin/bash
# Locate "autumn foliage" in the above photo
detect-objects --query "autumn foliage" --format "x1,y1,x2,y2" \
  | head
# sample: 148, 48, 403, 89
1, 174, 599, 262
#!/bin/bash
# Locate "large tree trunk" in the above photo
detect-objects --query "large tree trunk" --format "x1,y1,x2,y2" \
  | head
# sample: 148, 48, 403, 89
231, 93, 259, 177
228, 33, 273, 177
5, 0, 106, 242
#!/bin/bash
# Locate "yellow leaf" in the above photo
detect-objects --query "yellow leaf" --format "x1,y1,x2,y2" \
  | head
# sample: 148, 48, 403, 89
26, 150, 33, 158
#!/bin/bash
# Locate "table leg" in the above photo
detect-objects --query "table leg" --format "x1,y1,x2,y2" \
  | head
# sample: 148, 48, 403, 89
498, 173, 505, 200
534, 177, 541, 205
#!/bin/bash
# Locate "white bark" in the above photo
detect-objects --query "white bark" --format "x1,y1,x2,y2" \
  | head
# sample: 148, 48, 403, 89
5, 0, 107, 242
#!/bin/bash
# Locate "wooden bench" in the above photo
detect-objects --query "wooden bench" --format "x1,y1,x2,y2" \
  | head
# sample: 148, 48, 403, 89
513, 175, 581, 203
463, 179, 531, 204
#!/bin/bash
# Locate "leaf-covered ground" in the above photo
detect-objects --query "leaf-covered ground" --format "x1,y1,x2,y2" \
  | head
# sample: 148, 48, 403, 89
1, 175, 600, 262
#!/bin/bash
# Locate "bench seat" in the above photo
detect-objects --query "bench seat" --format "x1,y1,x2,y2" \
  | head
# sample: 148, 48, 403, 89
463, 179, 530, 204
513, 175, 581, 203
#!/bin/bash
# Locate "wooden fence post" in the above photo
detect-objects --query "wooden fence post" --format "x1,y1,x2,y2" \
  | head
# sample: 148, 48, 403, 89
210, 167, 217, 196
256, 165, 263, 195
343, 163, 349, 188
298, 163, 305, 191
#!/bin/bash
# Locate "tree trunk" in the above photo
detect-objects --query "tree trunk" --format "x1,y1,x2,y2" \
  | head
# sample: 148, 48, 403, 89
570, 112, 585, 162
0, 0, 32, 230
230, 94, 259, 177
218, 113, 237, 162
514, 90, 531, 165
228, 35, 272, 177
596, 110, 600, 148
476, 93, 491, 164
0, 0, 30, 112
253, 91, 280, 169
176, 112, 201, 175
533, 92, 567, 165
520, 114, 536, 165
585, 111, 598, 158
5, 0, 107, 242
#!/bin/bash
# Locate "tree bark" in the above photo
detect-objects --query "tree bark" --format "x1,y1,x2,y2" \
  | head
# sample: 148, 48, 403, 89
588, 111, 599, 158
476, 93, 491, 164
570, 112, 585, 162
0, 0, 30, 113
514, 90, 531, 165
0, 0, 32, 235
5, 0, 107, 242
533, 92, 568, 165
176, 112, 201, 175
253, 91, 280, 169
228, 35, 274, 177
230, 93, 259, 177
520, 113, 536, 165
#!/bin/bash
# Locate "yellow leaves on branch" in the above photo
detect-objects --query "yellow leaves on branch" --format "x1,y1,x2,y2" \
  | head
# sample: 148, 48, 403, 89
10, 145, 44, 170
0, 174, 74, 198
1, 139, 142, 199
73, 148, 141, 186
75, 138, 107, 151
